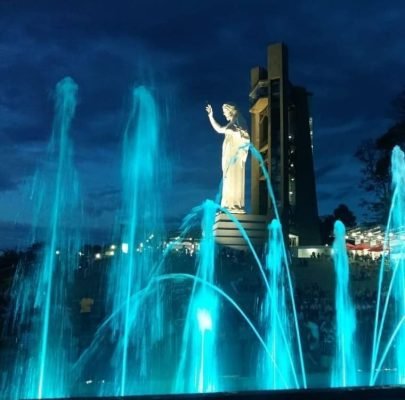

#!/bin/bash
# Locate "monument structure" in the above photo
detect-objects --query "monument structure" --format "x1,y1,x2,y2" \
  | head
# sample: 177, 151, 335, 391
250, 43, 320, 246
205, 103, 250, 213
206, 103, 267, 250
207, 43, 320, 249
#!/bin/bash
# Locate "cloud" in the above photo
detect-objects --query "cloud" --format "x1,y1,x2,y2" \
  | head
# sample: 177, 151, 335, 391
315, 162, 340, 180
0, 221, 31, 250
84, 188, 121, 218
0, 0, 404, 244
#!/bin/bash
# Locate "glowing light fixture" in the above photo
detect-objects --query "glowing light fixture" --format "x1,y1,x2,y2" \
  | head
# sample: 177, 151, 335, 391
197, 309, 212, 332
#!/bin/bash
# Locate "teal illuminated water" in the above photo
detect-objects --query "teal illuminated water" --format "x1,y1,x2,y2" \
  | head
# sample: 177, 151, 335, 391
370, 146, 405, 385
258, 219, 295, 389
175, 200, 219, 393
103, 86, 166, 396
2, 82, 405, 398
4, 77, 81, 399
249, 145, 307, 389
389, 147, 405, 385
331, 220, 358, 387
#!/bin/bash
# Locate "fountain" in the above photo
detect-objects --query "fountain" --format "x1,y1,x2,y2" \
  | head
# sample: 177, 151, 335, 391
390, 147, 405, 385
3, 77, 81, 400
1, 84, 405, 399
369, 146, 405, 386
257, 219, 296, 390
175, 201, 219, 393
331, 221, 358, 387
101, 85, 168, 396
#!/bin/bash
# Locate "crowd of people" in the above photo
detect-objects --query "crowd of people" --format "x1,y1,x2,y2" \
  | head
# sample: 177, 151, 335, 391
0, 244, 399, 378
349, 253, 387, 281
215, 247, 396, 373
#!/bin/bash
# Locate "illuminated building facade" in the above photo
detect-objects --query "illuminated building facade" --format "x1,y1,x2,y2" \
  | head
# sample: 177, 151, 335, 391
249, 43, 320, 245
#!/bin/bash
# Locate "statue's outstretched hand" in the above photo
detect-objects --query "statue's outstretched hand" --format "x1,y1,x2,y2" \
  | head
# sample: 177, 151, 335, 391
205, 104, 213, 117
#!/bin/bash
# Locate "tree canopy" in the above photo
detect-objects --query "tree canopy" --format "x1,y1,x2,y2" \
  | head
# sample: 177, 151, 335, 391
319, 203, 357, 244
355, 89, 405, 223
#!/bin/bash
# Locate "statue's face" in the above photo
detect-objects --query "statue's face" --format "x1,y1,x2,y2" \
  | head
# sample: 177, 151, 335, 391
222, 105, 234, 121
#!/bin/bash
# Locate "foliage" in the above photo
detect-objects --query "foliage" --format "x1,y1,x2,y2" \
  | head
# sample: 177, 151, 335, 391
333, 204, 357, 228
355, 89, 405, 223
319, 203, 357, 244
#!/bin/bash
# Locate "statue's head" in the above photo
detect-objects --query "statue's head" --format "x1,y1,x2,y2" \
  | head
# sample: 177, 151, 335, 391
222, 103, 237, 121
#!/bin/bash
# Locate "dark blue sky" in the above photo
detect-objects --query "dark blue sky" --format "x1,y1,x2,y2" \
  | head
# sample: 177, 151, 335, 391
1, 0, 404, 249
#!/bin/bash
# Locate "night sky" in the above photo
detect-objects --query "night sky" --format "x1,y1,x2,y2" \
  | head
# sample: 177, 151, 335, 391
1, 0, 404, 249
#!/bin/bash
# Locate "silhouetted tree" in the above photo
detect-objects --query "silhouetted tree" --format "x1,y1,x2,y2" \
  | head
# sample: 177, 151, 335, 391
319, 204, 357, 244
333, 203, 357, 228
355, 89, 405, 223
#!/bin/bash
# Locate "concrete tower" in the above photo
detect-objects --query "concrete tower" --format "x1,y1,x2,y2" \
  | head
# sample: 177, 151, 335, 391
249, 43, 320, 245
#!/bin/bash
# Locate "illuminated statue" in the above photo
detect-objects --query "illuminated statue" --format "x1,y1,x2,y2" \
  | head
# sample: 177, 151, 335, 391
206, 103, 250, 213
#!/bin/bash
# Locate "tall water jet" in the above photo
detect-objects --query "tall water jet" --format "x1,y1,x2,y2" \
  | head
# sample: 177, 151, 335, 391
175, 200, 219, 393
388, 146, 405, 384
105, 86, 167, 396
257, 219, 295, 389
4, 77, 81, 399
249, 143, 306, 388
369, 146, 405, 386
331, 220, 358, 387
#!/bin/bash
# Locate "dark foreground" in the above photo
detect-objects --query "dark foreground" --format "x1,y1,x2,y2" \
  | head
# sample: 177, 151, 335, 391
37, 386, 405, 400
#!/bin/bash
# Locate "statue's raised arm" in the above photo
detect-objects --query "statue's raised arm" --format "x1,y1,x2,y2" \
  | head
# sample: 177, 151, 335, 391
205, 104, 227, 134
205, 102, 250, 213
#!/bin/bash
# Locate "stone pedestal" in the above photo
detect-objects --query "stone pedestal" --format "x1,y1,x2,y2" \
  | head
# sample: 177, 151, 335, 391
213, 213, 268, 250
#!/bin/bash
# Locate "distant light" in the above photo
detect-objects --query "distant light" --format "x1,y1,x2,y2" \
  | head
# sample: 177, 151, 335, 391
78, 251, 83, 256
197, 309, 212, 332
149, 234, 154, 240
140, 242, 144, 248
55, 250, 60, 255
110, 244, 116, 250
106, 250, 114, 256
289, 191, 293, 195
95, 253, 101, 259
351, 233, 356, 237
290, 163, 294, 167
86, 380, 93, 385
121, 243, 129, 254
367, 233, 372, 237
